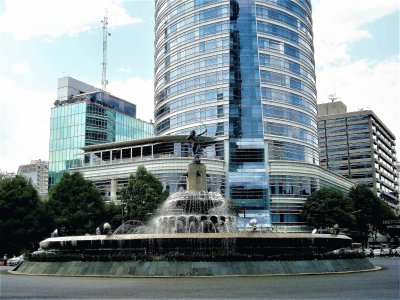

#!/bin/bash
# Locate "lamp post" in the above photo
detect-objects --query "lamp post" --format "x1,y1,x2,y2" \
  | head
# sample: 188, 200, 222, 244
121, 199, 126, 234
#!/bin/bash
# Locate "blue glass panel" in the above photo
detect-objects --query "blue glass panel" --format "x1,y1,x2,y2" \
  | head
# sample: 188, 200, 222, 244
228, 0, 269, 211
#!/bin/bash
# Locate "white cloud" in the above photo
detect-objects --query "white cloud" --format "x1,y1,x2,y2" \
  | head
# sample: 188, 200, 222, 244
0, 76, 54, 173
0, 0, 142, 40
312, 0, 400, 142
312, 0, 399, 66
117, 67, 131, 73
316, 56, 400, 139
12, 62, 31, 75
107, 76, 154, 123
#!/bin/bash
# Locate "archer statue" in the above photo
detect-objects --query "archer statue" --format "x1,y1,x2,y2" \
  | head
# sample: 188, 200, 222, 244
186, 128, 207, 162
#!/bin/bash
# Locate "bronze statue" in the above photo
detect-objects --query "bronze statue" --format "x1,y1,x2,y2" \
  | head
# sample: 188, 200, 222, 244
186, 128, 207, 162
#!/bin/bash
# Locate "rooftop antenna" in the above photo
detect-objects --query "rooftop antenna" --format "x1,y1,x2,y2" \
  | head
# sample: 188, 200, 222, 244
101, 11, 111, 91
328, 92, 340, 103
328, 86, 340, 103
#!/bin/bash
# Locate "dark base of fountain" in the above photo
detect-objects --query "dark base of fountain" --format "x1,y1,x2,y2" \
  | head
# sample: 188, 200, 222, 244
15, 258, 375, 277
13, 232, 375, 276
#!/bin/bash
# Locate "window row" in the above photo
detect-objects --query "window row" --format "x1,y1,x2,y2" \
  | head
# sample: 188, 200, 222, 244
156, 0, 224, 27
85, 130, 114, 143
324, 118, 345, 126
270, 175, 319, 196
256, 5, 311, 38
50, 125, 85, 140
259, 53, 314, 84
86, 116, 115, 131
268, 140, 319, 164
260, 70, 316, 99
115, 126, 148, 141
376, 141, 393, 157
155, 88, 226, 118
158, 5, 229, 42
347, 123, 369, 131
263, 104, 317, 129
261, 87, 316, 114
348, 133, 371, 141
257, 21, 313, 53
50, 114, 86, 130
49, 151, 82, 169
161, 21, 230, 58
156, 71, 229, 103
156, 53, 229, 90
258, 0, 312, 25
51, 103, 86, 118
170, 105, 227, 127
258, 37, 314, 69
49, 136, 85, 151
159, 37, 229, 72
264, 121, 318, 145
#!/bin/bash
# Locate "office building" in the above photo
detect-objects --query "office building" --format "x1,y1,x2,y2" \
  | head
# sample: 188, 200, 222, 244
17, 159, 48, 197
318, 101, 399, 210
151, 0, 353, 225
48, 77, 154, 187
72, 1, 354, 228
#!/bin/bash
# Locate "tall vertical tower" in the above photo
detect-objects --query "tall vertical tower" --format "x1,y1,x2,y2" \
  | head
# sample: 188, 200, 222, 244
154, 0, 317, 224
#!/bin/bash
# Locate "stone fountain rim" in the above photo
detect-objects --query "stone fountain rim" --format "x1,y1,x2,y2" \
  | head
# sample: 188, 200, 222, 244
41, 232, 352, 243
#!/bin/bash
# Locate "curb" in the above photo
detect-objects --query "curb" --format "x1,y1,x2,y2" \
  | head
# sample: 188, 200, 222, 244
8, 265, 382, 279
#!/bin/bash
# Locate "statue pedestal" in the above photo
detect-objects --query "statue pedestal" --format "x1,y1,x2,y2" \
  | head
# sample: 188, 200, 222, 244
187, 162, 206, 192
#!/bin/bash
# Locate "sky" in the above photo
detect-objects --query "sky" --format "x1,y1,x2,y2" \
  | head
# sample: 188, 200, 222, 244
0, 0, 399, 173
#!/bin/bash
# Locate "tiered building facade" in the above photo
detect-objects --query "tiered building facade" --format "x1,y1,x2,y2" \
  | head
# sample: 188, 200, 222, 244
318, 101, 399, 212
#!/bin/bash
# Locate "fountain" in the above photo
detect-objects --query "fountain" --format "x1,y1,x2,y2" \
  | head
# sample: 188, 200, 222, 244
13, 133, 374, 276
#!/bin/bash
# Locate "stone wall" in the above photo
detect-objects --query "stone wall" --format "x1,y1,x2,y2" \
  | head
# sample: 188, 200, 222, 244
14, 259, 375, 277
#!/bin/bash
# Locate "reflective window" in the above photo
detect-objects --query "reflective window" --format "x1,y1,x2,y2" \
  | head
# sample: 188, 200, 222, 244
263, 104, 317, 129
265, 122, 318, 145
259, 53, 314, 83
260, 70, 316, 99
268, 140, 319, 164
261, 87, 316, 114
257, 21, 313, 52
256, 5, 311, 37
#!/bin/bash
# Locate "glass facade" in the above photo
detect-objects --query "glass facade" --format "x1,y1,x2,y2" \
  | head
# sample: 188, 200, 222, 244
154, 0, 317, 224
49, 91, 154, 188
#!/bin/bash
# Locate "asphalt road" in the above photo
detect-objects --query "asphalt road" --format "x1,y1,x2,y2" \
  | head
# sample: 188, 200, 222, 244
0, 258, 399, 299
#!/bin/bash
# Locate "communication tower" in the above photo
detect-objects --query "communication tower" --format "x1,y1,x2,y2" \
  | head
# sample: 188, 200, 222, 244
101, 13, 111, 91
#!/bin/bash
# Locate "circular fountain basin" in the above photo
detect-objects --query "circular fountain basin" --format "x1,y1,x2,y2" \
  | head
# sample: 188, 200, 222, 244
13, 232, 375, 277
38, 232, 352, 259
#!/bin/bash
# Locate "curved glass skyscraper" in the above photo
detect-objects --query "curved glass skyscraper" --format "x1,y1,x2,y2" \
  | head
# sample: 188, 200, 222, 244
154, 0, 330, 225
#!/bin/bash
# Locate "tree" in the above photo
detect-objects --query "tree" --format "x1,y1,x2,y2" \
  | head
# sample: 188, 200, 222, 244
0, 170, 15, 179
0, 176, 44, 255
349, 184, 397, 245
120, 166, 169, 222
47, 172, 106, 235
301, 187, 356, 230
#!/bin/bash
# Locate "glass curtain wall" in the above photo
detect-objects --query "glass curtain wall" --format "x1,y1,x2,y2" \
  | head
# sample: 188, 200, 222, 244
49, 102, 87, 186
154, 0, 317, 224
228, 0, 269, 211
49, 98, 154, 188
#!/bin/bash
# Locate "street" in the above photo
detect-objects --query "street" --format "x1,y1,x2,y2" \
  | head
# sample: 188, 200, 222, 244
0, 258, 399, 299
